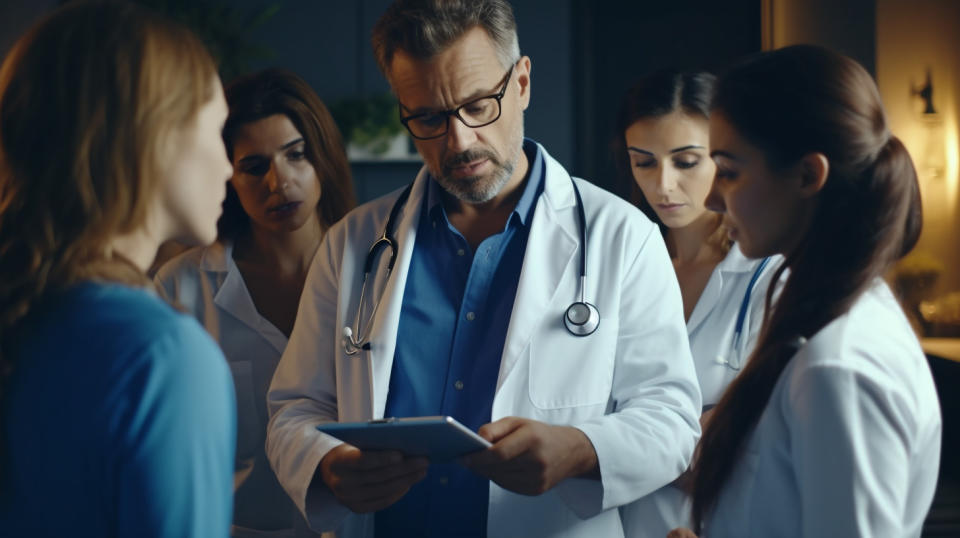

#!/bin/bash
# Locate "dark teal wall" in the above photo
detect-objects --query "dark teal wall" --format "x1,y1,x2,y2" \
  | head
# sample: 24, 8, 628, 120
0, 0, 761, 202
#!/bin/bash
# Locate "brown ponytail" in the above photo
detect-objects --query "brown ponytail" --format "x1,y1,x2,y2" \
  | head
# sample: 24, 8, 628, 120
691, 46, 921, 531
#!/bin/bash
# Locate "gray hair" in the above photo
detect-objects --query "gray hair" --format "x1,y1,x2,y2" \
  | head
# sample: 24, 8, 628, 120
371, 0, 521, 77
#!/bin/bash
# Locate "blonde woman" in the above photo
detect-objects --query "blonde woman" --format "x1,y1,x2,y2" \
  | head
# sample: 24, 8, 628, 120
0, 2, 235, 536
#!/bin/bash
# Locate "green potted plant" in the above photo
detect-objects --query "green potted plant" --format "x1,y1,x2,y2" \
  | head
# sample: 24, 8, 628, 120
329, 93, 412, 160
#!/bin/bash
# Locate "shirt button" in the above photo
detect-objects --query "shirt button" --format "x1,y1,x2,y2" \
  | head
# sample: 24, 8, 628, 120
439, 476, 449, 486
466, 311, 476, 321
457, 248, 465, 256
454, 380, 464, 390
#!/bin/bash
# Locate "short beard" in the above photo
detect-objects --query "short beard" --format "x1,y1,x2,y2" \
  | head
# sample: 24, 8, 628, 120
435, 125, 525, 204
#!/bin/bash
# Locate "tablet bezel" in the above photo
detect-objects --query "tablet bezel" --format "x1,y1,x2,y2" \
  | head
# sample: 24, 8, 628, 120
316, 415, 492, 461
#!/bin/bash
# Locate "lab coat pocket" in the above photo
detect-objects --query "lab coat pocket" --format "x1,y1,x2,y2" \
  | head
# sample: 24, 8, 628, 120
228, 360, 263, 477
527, 315, 618, 409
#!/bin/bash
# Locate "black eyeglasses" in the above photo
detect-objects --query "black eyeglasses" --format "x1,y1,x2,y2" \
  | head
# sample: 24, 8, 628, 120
399, 64, 515, 140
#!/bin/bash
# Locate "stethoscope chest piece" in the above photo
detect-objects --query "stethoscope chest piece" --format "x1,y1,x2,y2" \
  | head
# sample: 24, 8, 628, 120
564, 301, 599, 336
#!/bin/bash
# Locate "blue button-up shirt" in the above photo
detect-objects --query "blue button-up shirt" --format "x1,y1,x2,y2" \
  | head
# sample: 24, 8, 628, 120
375, 140, 545, 537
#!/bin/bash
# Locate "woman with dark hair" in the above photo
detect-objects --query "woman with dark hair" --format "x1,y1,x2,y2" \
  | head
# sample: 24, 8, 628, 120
0, 2, 235, 535
670, 45, 940, 537
616, 70, 782, 538
155, 68, 355, 537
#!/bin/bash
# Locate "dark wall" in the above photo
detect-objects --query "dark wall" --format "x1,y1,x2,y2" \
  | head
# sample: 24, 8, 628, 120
0, 0, 759, 203
773, 0, 875, 76
218, 0, 577, 203
0, 0, 59, 57
573, 0, 762, 195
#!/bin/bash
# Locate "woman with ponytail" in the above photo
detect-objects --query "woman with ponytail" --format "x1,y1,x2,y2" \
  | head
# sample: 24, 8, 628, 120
0, 2, 236, 535
671, 45, 940, 537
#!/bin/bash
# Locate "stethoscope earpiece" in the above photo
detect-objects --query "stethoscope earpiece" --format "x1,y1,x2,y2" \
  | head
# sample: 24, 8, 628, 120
564, 301, 600, 336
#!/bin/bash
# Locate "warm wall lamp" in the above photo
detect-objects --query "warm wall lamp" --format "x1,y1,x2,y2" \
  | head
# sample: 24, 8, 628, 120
911, 68, 946, 181
913, 69, 938, 116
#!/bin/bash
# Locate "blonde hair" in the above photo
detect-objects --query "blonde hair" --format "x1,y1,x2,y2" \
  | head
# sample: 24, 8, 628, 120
0, 1, 217, 386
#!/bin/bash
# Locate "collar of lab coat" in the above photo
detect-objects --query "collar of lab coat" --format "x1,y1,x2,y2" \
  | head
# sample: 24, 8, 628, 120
685, 242, 760, 335
198, 240, 288, 355
362, 140, 579, 418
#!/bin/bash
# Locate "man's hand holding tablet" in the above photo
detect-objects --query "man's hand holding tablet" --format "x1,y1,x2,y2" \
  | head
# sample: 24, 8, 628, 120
315, 416, 491, 513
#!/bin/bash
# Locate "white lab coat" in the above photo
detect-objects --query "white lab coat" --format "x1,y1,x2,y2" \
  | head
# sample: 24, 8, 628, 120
266, 142, 703, 538
687, 246, 783, 406
621, 245, 783, 538
705, 279, 941, 537
154, 242, 308, 537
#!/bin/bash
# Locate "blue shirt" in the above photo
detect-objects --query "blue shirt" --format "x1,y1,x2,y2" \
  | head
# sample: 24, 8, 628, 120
376, 140, 545, 537
0, 282, 236, 537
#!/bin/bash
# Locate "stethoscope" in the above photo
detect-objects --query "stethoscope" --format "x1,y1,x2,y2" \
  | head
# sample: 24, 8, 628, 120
714, 256, 771, 370
342, 174, 599, 355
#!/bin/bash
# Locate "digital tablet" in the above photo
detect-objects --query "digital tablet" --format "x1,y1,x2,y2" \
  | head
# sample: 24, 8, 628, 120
317, 416, 492, 461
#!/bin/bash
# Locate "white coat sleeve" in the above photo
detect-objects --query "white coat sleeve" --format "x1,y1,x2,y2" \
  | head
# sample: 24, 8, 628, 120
788, 361, 914, 537
265, 229, 350, 532
556, 225, 702, 516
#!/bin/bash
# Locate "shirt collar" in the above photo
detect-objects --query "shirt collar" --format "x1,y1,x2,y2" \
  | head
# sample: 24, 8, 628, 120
198, 240, 231, 273
425, 138, 545, 228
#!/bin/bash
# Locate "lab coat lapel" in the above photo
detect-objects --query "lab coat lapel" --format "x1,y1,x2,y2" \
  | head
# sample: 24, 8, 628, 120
364, 168, 429, 419
686, 243, 755, 335
685, 270, 724, 335
497, 149, 579, 389
211, 243, 288, 354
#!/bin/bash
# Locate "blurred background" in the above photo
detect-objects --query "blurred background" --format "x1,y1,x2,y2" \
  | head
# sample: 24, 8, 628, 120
2, 1, 960, 534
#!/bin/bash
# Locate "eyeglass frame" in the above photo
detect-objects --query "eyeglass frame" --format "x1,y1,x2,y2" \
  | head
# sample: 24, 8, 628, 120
398, 63, 517, 140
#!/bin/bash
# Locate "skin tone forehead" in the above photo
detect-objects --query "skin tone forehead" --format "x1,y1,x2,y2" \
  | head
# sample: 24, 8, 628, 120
389, 26, 507, 113
232, 114, 304, 163
708, 111, 751, 165
626, 111, 710, 156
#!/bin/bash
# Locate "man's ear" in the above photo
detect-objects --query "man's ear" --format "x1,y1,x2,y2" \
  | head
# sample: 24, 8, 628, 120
798, 152, 829, 197
516, 56, 531, 111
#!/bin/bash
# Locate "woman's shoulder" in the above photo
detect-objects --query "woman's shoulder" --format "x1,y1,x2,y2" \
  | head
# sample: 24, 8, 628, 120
154, 242, 228, 284
66, 282, 210, 343
786, 280, 937, 417
803, 280, 919, 362
153, 242, 231, 303
22, 281, 225, 377
92, 283, 227, 384
64, 285, 234, 461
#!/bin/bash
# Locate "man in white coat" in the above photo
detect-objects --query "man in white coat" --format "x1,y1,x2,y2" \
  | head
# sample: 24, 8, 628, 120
266, 1, 702, 536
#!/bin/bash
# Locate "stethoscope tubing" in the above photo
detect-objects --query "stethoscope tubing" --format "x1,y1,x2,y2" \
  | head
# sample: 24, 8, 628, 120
727, 255, 772, 368
343, 172, 597, 355
343, 183, 414, 355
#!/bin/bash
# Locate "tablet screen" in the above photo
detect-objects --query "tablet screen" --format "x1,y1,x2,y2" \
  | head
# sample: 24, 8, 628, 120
317, 416, 491, 461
